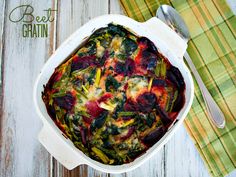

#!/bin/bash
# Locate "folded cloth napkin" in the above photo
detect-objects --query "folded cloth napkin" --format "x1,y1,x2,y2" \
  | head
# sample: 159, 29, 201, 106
119, 0, 236, 176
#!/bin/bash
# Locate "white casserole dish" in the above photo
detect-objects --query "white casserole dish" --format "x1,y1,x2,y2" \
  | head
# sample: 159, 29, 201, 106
33, 14, 194, 173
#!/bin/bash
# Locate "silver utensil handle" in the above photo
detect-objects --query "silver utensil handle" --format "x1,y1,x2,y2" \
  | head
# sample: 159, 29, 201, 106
184, 52, 225, 128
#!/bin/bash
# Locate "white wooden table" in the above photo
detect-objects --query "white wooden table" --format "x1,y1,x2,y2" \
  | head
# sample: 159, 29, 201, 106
0, 0, 235, 177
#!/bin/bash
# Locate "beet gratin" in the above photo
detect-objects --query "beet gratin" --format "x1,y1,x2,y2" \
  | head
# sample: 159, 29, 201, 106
42, 23, 185, 165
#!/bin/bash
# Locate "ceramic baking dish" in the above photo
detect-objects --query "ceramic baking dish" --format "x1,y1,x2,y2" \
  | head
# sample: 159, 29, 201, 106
33, 14, 194, 173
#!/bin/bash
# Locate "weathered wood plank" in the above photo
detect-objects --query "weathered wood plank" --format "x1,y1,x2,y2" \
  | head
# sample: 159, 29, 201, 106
164, 125, 209, 177
56, 0, 109, 46
0, 1, 57, 177
0, 0, 5, 88
109, 0, 124, 14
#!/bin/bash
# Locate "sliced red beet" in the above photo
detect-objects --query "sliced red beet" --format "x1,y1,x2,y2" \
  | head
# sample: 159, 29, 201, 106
79, 126, 87, 145
122, 116, 133, 121
98, 93, 113, 103
168, 112, 178, 120
142, 126, 166, 146
71, 55, 96, 72
140, 50, 157, 71
136, 92, 157, 113
137, 37, 158, 54
152, 78, 167, 87
171, 92, 185, 112
125, 58, 135, 76
82, 116, 93, 124
85, 100, 104, 118
115, 62, 125, 74
124, 83, 128, 91
53, 92, 75, 111
155, 104, 173, 127
124, 99, 139, 112
115, 58, 135, 76
72, 50, 109, 72
124, 93, 157, 113
166, 65, 185, 90
46, 105, 57, 120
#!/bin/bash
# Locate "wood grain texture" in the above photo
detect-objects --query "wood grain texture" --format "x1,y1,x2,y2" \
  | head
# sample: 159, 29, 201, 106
0, 0, 5, 88
165, 126, 209, 177
0, 1, 56, 177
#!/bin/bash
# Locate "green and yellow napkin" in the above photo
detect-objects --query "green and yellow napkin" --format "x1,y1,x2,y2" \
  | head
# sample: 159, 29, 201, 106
119, 0, 236, 176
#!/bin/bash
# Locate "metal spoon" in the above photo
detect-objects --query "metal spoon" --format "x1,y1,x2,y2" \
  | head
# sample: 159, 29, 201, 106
157, 5, 225, 128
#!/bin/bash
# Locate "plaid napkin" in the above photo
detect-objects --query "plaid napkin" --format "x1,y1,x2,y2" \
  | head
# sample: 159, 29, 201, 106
119, 0, 236, 176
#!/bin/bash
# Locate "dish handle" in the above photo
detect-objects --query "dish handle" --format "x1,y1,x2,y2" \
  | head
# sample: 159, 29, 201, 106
38, 123, 83, 170
142, 17, 187, 59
